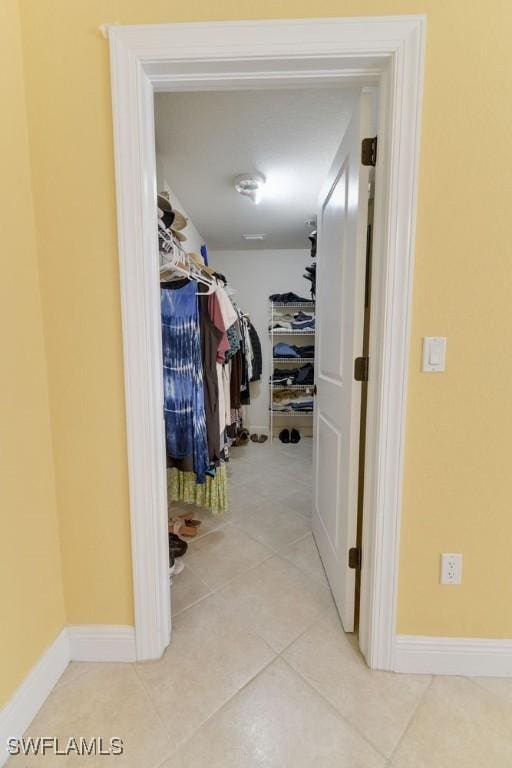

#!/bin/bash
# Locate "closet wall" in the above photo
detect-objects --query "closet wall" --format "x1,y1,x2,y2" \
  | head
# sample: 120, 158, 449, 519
0, 0, 64, 707
211, 248, 311, 432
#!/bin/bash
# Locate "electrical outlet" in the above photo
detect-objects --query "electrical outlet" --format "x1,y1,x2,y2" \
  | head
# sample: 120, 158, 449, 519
440, 553, 463, 585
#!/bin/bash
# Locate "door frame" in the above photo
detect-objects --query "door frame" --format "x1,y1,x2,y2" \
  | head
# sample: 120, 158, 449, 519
108, 15, 426, 669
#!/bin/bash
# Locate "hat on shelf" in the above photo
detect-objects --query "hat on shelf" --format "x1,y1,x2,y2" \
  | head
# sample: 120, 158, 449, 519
157, 192, 188, 241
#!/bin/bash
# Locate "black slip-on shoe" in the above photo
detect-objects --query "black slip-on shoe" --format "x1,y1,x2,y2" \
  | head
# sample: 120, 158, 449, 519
279, 429, 290, 444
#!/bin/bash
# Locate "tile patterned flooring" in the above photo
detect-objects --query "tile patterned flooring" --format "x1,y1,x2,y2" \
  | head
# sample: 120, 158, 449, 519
10, 439, 512, 766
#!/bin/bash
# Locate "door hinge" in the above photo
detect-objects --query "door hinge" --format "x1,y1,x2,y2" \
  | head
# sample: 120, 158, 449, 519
348, 547, 362, 570
361, 136, 378, 167
354, 356, 369, 382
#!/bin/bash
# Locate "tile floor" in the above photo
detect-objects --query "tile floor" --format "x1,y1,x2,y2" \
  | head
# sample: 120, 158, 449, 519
10, 439, 512, 767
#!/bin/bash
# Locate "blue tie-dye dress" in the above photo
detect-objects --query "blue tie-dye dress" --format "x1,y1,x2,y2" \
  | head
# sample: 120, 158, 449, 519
161, 281, 209, 483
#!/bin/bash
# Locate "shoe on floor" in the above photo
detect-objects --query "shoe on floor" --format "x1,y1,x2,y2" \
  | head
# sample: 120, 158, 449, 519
169, 532, 188, 558
279, 429, 290, 444
290, 428, 301, 444
170, 558, 184, 576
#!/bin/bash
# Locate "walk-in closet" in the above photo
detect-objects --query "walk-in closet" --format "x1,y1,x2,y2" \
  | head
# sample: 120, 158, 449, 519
154, 85, 377, 643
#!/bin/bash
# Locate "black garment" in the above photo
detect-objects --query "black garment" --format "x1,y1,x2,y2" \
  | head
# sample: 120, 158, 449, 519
272, 367, 297, 384
294, 363, 315, 385
269, 292, 314, 304
309, 231, 317, 259
239, 319, 251, 406
271, 362, 314, 386
230, 350, 243, 409
248, 322, 262, 381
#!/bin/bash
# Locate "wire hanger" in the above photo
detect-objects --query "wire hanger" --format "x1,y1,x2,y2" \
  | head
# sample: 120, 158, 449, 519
160, 236, 217, 295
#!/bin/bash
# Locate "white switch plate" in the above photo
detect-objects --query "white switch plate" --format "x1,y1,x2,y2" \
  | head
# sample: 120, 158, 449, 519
422, 336, 447, 372
440, 553, 463, 585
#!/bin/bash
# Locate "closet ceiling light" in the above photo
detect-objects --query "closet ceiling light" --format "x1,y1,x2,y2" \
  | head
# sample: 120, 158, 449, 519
242, 234, 266, 241
234, 173, 266, 205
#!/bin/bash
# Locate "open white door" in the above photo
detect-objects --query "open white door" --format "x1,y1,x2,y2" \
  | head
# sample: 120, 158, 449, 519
312, 92, 372, 632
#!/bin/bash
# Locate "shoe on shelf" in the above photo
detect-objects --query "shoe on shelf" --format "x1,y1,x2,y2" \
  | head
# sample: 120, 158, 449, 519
290, 428, 301, 444
279, 429, 290, 444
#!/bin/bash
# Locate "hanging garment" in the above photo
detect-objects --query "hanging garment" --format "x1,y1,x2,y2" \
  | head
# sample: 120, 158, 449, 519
225, 323, 241, 361
161, 280, 209, 483
208, 291, 230, 363
198, 289, 222, 464
242, 317, 253, 383
167, 464, 228, 515
248, 322, 262, 381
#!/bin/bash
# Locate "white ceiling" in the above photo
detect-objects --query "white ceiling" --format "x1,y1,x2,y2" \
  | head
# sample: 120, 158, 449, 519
154, 87, 358, 250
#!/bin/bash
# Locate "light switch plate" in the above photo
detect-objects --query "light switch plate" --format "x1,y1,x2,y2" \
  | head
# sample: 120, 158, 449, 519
422, 336, 446, 372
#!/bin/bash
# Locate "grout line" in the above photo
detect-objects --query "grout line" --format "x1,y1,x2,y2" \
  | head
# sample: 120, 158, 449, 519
152, 655, 279, 767
387, 674, 436, 762
278, 655, 390, 761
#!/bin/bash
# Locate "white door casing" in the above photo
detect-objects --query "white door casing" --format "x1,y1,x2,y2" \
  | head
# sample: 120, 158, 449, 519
313, 93, 371, 631
107, 16, 426, 669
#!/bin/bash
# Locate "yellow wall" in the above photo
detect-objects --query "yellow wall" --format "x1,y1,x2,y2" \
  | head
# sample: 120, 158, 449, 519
13, 0, 512, 639
0, 0, 65, 707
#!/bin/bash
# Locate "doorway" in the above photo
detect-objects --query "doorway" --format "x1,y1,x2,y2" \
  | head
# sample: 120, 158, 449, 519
155, 84, 376, 641
108, 16, 425, 671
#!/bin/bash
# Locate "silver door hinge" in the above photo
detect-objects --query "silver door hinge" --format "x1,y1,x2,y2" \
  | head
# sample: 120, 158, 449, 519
361, 136, 378, 167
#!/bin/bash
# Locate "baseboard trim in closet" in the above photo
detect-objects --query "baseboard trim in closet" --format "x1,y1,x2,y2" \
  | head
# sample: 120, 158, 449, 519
0, 629, 70, 767
67, 625, 136, 662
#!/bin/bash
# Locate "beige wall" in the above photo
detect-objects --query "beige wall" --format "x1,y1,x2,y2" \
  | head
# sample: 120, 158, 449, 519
0, 0, 65, 707
1, 0, 509, 704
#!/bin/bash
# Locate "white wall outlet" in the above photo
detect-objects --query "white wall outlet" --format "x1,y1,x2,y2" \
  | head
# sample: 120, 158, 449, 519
440, 553, 463, 585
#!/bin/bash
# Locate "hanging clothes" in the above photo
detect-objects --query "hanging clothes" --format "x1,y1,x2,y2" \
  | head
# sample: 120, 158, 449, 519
198, 288, 222, 465
248, 322, 262, 381
161, 280, 209, 484
168, 465, 228, 516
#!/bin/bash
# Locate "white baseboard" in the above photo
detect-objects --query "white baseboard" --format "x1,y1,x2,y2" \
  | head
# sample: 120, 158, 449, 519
0, 629, 70, 767
393, 635, 512, 677
67, 625, 136, 662
0, 624, 136, 767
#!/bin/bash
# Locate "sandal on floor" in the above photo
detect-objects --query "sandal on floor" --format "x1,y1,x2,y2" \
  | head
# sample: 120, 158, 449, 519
250, 433, 259, 442
177, 513, 202, 527
234, 429, 250, 446
257, 434, 268, 443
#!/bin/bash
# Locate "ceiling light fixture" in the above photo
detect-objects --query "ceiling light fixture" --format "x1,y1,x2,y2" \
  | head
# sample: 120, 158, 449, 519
234, 173, 266, 205
242, 233, 266, 241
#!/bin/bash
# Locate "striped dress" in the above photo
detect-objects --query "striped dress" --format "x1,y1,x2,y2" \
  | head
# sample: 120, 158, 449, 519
161, 280, 209, 484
